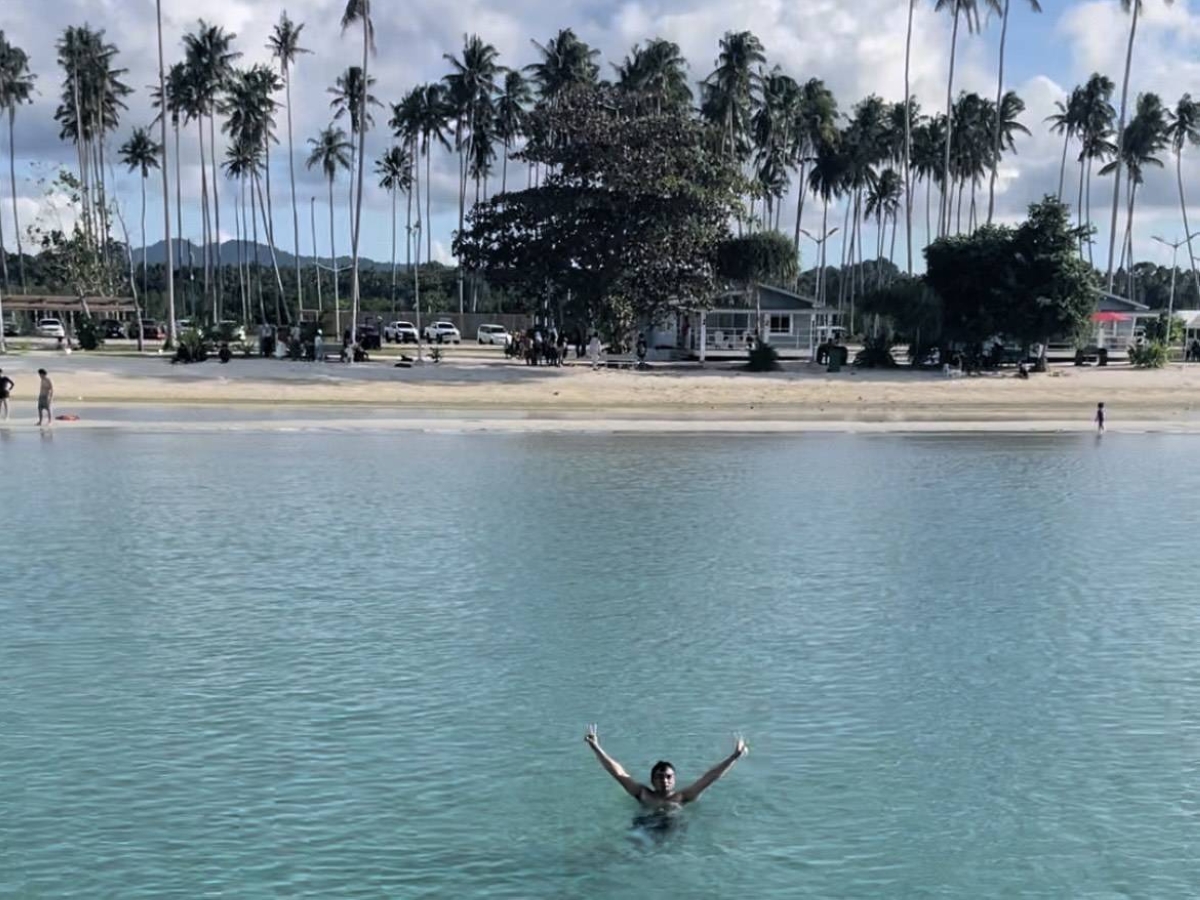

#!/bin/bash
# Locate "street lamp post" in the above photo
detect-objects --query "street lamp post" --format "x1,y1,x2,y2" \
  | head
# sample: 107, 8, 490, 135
800, 226, 841, 309
1151, 231, 1200, 356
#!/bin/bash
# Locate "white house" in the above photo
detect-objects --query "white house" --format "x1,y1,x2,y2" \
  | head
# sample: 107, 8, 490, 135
668, 283, 841, 361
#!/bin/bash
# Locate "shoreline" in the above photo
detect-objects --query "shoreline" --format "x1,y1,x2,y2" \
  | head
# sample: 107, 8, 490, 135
0, 353, 1197, 432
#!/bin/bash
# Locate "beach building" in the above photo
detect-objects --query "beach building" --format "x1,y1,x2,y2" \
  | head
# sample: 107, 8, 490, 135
658, 283, 841, 361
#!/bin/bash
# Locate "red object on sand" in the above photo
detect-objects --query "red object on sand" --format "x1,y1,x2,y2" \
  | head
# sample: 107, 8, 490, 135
55, 414, 80, 421
1091, 312, 1129, 323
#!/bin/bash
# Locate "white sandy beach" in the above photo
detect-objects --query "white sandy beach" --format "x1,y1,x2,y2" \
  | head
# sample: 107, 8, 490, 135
1, 351, 1198, 431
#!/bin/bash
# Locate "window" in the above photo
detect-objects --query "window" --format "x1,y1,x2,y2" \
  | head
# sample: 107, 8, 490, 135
769, 315, 792, 335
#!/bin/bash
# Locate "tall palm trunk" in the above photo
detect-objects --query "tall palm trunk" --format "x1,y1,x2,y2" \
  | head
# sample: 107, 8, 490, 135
348, 17, 370, 346
1086, 157, 1095, 266
261, 141, 289, 325
235, 178, 245, 321
818, 198, 830, 306
426, 145, 433, 264
284, 66, 303, 322
328, 177, 340, 338
0, 165, 8, 294
501, 137, 509, 194
986, 0, 1012, 224
412, 134, 423, 361
926, 178, 933, 248
209, 116, 223, 321
940, 4, 963, 238
405, 160, 413, 292
457, 113, 467, 316
310, 196, 322, 314
140, 174, 148, 302
9, 109, 27, 293
250, 174, 265, 324
1077, 155, 1087, 256
1057, 131, 1069, 201
1107, 0, 1139, 291
903, 0, 916, 272
389, 185, 397, 315
254, 172, 287, 324
174, 120, 182, 281
197, 119, 211, 320
1176, 147, 1200, 299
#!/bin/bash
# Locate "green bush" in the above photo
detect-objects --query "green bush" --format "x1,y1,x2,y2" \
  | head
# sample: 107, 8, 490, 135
76, 316, 102, 351
746, 341, 781, 372
854, 335, 898, 368
1128, 341, 1168, 368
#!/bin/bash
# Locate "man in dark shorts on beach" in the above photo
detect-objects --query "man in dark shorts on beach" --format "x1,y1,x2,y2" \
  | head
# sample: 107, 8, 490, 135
37, 369, 53, 425
584, 724, 748, 824
0, 369, 13, 421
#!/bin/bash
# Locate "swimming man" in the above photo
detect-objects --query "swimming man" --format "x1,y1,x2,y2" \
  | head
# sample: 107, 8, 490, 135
585, 724, 748, 808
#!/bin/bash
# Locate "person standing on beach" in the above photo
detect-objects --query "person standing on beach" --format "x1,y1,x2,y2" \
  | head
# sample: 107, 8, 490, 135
36, 369, 53, 425
0, 369, 13, 421
588, 333, 602, 370
1095, 402, 1106, 433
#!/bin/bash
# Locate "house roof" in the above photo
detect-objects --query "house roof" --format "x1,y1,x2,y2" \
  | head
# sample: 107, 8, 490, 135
1095, 290, 1149, 312
713, 282, 819, 311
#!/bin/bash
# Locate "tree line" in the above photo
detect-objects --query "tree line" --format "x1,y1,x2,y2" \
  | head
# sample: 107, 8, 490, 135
0, 0, 1188, 347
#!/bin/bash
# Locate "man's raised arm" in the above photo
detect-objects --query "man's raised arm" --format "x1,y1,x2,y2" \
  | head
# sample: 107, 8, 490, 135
678, 735, 748, 803
585, 724, 644, 800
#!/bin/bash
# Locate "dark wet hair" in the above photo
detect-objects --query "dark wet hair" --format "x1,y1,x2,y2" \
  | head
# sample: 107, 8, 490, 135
650, 761, 675, 779
37, 368, 46, 375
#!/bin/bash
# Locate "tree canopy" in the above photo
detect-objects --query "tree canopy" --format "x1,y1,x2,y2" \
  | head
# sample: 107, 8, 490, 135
454, 84, 744, 334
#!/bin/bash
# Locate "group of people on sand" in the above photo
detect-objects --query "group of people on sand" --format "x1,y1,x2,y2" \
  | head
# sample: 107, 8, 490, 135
0, 368, 55, 424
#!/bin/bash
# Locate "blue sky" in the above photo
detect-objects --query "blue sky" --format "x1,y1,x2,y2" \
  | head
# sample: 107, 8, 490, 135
2, 0, 1200, 279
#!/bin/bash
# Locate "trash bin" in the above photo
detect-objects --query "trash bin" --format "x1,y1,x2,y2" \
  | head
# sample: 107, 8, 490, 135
827, 346, 847, 372
1098, 347, 1109, 367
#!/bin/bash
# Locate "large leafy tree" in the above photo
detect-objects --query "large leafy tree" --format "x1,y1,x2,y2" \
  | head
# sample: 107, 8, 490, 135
925, 196, 1094, 354
0, 32, 35, 295
456, 85, 743, 335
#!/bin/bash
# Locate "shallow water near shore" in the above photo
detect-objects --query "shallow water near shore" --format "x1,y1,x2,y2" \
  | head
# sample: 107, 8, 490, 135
2, 430, 1197, 898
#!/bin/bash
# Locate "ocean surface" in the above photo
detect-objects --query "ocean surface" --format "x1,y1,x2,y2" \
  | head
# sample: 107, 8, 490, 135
1, 428, 1197, 898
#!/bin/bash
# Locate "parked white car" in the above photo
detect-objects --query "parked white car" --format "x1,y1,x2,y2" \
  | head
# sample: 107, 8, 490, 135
36, 318, 66, 338
477, 324, 509, 345
384, 320, 420, 343
423, 321, 461, 343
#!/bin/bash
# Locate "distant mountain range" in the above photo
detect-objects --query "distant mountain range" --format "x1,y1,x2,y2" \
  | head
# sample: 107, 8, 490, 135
139, 239, 396, 271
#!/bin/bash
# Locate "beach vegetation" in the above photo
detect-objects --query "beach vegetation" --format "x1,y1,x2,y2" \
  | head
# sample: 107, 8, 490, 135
1128, 340, 1168, 367
746, 341, 781, 371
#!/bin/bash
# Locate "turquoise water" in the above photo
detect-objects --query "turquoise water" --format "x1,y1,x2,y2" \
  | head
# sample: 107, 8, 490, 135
2, 429, 1197, 898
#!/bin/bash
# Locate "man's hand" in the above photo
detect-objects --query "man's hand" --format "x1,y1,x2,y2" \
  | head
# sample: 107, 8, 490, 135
585, 723, 599, 747
733, 733, 749, 758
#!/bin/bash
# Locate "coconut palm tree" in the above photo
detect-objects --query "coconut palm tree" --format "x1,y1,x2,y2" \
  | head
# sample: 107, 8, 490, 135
1046, 87, 1084, 201
306, 126, 351, 337
55, 26, 131, 257
790, 78, 838, 257
1078, 80, 1117, 264
700, 31, 766, 164
494, 70, 531, 193
986, 0, 1041, 224
526, 28, 600, 106
118, 126, 161, 306
340, 0, 375, 345
268, 12, 311, 323
752, 69, 799, 231
1106, 0, 1175, 291
807, 132, 849, 308
225, 65, 288, 324
390, 87, 423, 283
0, 33, 35, 295
614, 38, 692, 115
414, 83, 451, 264
1102, 91, 1167, 284
1166, 94, 1200, 296
865, 167, 903, 286
912, 116, 946, 248
224, 137, 267, 323
982, 90, 1028, 227
375, 144, 413, 314
184, 21, 240, 320
152, 0, 175, 347
903, 0, 917, 275
933, 0, 991, 236
444, 33, 501, 315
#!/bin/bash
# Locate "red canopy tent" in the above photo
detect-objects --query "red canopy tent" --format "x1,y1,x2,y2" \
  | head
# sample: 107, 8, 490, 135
1091, 312, 1130, 323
